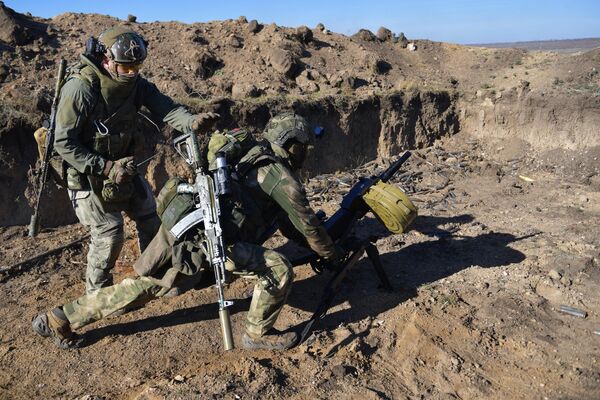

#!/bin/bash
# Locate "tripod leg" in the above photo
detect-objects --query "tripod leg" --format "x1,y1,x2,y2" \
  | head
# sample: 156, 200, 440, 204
297, 247, 366, 344
365, 243, 393, 291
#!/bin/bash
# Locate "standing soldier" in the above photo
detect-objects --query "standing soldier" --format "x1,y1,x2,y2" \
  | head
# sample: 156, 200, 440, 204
54, 26, 218, 293
33, 113, 341, 350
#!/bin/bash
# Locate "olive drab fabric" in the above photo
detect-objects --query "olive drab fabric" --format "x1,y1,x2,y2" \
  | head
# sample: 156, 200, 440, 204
155, 177, 196, 232
252, 161, 336, 258
63, 231, 293, 339
54, 54, 197, 187
69, 182, 160, 292
208, 140, 336, 258
362, 180, 418, 234
206, 128, 257, 171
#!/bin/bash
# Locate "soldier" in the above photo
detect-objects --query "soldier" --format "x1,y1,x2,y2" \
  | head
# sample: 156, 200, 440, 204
54, 26, 218, 294
33, 113, 341, 350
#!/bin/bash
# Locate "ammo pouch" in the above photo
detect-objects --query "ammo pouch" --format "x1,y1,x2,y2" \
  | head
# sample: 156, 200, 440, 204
65, 165, 88, 190
362, 181, 418, 234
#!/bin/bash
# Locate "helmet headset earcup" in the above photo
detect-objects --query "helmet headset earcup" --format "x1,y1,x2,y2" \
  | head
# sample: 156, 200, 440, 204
84, 36, 107, 62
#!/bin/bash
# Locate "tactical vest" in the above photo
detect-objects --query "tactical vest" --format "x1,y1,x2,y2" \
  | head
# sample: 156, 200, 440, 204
62, 60, 144, 191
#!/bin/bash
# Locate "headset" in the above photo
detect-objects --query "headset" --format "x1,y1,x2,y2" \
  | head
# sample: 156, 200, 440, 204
84, 37, 106, 62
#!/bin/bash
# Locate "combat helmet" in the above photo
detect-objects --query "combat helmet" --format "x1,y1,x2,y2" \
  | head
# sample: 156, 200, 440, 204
263, 112, 313, 169
99, 26, 148, 64
263, 112, 312, 148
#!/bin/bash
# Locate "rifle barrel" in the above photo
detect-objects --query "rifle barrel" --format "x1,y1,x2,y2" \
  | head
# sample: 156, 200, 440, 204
28, 59, 67, 238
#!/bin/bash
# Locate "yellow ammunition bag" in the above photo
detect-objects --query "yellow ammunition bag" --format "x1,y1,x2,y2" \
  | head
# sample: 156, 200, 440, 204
362, 181, 417, 234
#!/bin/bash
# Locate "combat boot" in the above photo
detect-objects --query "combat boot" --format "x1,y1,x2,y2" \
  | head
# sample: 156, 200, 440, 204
242, 329, 298, 350
31, 307, 82, 349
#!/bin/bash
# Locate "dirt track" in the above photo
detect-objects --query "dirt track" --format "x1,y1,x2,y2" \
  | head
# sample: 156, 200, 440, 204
1, 2, 600, 399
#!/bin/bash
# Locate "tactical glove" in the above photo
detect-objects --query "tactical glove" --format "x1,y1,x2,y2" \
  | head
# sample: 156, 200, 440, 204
324, 244, 347, 269
191, 112, 220, 133
103, 156, 136, 184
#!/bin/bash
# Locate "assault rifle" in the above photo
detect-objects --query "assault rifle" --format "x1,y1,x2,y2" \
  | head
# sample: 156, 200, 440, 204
28, 59, 67, 237
173, 132, 235, 351
292, 150, 412, 344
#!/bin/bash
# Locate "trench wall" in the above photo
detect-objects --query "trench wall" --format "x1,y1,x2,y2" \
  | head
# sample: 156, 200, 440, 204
0, 91, 459, 227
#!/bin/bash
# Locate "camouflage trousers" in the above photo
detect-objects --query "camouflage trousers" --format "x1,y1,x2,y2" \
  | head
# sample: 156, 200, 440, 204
69, 177, 161, 293
62, 226, 294, 338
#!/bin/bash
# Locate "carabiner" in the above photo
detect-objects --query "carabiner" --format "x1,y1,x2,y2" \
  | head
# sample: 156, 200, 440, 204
93, 120, 109, 136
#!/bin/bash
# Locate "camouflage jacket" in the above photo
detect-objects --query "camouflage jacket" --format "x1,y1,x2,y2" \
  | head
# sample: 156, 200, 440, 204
54, 54, 196, 178
223, 144, 337, 260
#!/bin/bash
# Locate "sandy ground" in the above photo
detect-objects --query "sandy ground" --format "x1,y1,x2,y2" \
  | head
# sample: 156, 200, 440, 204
1, 133, 599, 400
1, 3, 600, 399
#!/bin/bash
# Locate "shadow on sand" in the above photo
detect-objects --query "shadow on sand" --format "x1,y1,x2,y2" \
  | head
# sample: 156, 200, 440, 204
81, 214, 528, 347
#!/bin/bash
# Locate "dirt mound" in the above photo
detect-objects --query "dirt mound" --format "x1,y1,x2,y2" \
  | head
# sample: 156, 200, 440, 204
0, 1, 47, 46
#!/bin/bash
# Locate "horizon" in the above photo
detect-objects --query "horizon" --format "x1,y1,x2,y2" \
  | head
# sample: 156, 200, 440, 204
7, 0, 600, 45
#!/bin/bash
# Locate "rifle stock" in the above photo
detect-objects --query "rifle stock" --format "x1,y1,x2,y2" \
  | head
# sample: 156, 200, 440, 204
28, 59, 67, 237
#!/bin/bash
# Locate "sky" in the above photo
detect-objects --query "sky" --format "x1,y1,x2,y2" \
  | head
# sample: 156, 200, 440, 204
8, 0, 600, 44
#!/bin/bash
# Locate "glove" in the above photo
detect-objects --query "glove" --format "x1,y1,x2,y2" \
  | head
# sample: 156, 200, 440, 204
103, 156, 136, 184
191, 112, 220, 133
324, 244, 347, 269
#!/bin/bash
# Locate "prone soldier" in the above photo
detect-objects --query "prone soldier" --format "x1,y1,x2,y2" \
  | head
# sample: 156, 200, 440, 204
33, 113, 341, 350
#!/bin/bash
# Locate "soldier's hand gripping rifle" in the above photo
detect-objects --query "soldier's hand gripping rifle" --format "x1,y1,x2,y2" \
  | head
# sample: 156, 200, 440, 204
292, 150, 415, 343
173, 132, 235, 351
28, 59, 67, 237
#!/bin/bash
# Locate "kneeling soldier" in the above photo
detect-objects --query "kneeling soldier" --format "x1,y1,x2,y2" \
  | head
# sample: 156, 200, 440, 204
32, 113, 340, 350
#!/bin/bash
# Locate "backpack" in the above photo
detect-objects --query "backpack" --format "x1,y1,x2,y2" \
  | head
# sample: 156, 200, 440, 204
155, 177, 196, 232
206, 128, 257, 171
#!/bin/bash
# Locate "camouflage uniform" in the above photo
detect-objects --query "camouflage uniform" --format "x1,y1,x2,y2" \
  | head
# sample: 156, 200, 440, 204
54, 54, 197, 293
61, 141, 337, 338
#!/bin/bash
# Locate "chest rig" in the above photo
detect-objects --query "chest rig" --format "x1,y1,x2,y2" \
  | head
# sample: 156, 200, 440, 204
64, 62, 144, 191
76, 64, 143, 160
